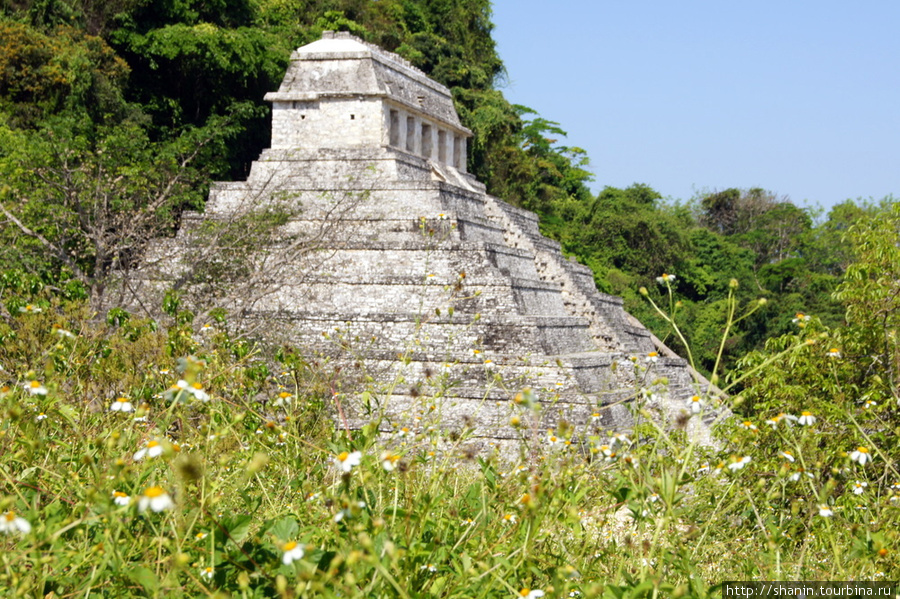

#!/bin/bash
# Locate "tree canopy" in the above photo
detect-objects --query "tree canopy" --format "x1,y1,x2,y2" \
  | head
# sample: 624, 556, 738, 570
0, 0, 894, 376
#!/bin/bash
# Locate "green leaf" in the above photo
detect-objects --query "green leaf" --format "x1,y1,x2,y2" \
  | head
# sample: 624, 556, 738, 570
221, 514, 253, 546
266, 516, 299, 541
126, 566, 159, 594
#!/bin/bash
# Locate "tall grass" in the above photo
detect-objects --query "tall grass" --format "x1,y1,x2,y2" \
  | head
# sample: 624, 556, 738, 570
0, 284, 897, 597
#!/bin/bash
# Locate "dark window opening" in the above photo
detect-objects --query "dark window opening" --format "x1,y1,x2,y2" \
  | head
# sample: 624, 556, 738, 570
421, 124, 432, 158
389, 110, 400, 146
406, 116, 416, 152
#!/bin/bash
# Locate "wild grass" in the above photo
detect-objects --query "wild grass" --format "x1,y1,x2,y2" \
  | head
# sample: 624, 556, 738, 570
0, 286, 897, 598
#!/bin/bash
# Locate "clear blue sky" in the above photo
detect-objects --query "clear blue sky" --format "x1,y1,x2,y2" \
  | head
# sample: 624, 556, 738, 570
490, 0, 899, 209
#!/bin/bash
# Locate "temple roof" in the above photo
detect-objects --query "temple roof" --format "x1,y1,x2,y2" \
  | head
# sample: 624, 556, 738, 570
265, 31, 469, 134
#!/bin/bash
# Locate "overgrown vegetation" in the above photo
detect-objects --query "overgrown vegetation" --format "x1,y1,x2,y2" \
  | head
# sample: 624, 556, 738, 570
1, 204, 898, 596
1, 0, 898, 595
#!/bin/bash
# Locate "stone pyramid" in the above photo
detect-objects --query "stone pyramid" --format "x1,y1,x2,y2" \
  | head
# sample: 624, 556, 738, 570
136, 32, 716, 447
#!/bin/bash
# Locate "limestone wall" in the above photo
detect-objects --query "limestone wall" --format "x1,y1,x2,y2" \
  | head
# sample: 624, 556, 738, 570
129, 32, 723, 451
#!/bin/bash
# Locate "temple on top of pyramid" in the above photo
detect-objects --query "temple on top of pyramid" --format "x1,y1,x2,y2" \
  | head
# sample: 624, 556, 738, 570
134, 31, 720, 448
265, 31, 471, 170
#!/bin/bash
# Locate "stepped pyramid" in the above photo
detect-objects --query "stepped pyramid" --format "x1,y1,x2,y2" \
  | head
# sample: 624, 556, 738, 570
136, 32, 716, 447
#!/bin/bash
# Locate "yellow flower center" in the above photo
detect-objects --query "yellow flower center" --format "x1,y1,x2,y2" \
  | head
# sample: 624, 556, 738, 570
648, 352, 658, 358
147, 441, 159, 448
4, 512, 15, 522
520, 590, 531, 597
116, 397, 128, 403
144, 486, 165, 498
192, 383, 204, 390
113, 491, 127, 498
283, 541, 298, 551
858, 447, 869, 453
338, 452, 349, 462
279, 392, 291, 399
29, 381, 42, 388
802, 411, 812, 416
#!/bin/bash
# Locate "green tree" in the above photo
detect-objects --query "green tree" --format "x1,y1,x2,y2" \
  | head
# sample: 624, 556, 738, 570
834, 201, 900, 397
0, 111, 249, 308
0, 18, 131, 126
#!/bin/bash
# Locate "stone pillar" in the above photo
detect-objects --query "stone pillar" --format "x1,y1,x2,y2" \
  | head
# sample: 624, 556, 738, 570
457, 136, 467, 172
398, 112, 408, 151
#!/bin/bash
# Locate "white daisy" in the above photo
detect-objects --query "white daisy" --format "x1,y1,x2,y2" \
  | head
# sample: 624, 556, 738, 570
849, 446, 872, 466
134, 439, 165, 461
112, 491, 131, 506
110, 397, 134, 412
25, 380, 48, 395
334, 450, 362, 473
788, 467, 814, 482
610, 433, 632, 446
281, 541, 305, 565
273, 391, 293, 408
189, 383, 210, 402
381, 451, 400, 471
689, 395, 704, 413
137, 486, 174, 512
0, 511, 31, 534
727, 455, 751, 472
797, 411, 816, 426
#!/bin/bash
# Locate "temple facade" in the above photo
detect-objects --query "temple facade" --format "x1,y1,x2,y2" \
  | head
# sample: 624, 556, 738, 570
136, 32, 718, 449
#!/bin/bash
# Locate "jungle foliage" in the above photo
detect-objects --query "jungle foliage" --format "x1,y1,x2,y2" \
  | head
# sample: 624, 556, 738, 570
1, 2, 899, 595
0, 0, 894, 372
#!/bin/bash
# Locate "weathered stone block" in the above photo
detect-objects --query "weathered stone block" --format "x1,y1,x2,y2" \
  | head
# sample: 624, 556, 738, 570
132, 31, 722, 450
